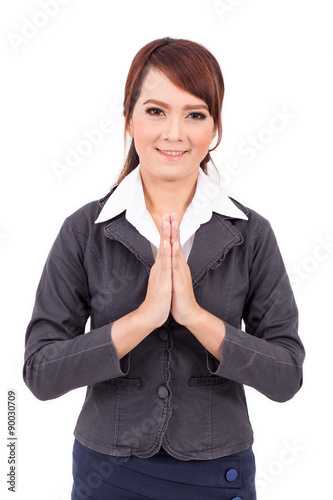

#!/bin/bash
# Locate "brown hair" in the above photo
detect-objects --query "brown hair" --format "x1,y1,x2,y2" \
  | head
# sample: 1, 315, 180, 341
117, 37, 224, 184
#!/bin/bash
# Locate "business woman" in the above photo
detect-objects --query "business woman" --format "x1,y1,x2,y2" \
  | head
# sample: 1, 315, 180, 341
24, 37, 305, 499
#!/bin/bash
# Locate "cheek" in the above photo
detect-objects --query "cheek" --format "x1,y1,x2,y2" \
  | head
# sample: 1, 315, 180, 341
131, 117, 156, 147
192, 128, 214, 152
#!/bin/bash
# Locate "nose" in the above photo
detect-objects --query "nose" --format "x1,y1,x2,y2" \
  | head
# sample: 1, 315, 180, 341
163, 115, 184, 142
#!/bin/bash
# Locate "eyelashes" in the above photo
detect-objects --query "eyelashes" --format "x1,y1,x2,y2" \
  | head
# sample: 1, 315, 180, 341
188, 112, 207, 120
144, 107, 207, 120
145, 107, 165, 117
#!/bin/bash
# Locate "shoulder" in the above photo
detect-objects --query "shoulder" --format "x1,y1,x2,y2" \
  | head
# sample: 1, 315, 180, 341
62, 186, 118, 235
224, 196, 281, 257
229, 196, 271, 234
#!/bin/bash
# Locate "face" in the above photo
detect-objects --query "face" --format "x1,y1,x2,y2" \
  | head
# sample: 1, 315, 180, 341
127, 68, 216, 182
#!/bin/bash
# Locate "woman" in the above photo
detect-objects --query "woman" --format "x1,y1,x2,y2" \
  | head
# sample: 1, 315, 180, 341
24, 37, 305, 499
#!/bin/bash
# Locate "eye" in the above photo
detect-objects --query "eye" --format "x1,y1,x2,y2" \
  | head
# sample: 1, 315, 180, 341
145, 107, 165, 117
187, 112, 207, 120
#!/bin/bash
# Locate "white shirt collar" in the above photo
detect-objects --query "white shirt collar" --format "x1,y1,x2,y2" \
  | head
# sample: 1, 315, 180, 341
95, 165, 248, 247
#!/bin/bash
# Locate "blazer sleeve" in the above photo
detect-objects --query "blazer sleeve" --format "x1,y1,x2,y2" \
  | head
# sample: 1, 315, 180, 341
207, 218, 305, 403
23, 217, 128, 401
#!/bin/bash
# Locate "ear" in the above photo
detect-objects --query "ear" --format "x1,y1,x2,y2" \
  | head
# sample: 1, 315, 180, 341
212, 121, 217, 136
211, 125, 217, 142
127, 117, 134, 138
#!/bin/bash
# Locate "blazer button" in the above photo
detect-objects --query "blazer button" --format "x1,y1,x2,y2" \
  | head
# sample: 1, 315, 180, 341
157, 386, 169, 399
226, 468, 238, 482
231, 497, 242, 500
158, 329, 169, 341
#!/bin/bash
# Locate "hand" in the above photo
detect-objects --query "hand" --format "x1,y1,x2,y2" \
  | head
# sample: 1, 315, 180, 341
112, 213, 224, 359
139, 213, 201, 329
169, 213, 201, 326
169, 213, 225, 359
138, 214, 172, 329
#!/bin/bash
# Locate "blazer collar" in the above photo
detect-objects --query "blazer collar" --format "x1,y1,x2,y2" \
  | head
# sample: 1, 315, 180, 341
103, 211, 244, 288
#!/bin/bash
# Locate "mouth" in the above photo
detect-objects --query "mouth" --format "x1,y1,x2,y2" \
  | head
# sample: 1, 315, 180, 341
156, 148, 188, 160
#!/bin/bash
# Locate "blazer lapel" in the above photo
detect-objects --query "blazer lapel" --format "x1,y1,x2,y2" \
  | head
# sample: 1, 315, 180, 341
103, 212, 244, 288
103, 213, 155, 271
188, 213, 244, 288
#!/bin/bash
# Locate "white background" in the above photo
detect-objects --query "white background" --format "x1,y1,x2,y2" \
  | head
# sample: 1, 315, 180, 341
1, 0, 332, 498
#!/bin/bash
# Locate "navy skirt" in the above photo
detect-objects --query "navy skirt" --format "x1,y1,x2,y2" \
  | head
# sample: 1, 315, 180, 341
71, 439, 256, 500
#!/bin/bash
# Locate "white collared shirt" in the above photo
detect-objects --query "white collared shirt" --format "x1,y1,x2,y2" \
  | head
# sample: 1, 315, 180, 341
95, 165, 248, 261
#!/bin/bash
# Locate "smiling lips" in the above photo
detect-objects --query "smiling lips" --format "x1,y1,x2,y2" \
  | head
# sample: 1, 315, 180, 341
157, 148, 188, 159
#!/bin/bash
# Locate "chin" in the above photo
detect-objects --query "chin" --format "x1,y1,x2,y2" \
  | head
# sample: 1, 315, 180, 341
140, 158, 199, 179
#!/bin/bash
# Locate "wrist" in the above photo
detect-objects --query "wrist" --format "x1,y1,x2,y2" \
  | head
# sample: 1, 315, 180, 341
182, 304, 206, 331
183, 306, 226, 361
135, 303, 161, 332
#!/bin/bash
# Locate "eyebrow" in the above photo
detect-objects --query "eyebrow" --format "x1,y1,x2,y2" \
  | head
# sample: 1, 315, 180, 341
142, 99, 209, 111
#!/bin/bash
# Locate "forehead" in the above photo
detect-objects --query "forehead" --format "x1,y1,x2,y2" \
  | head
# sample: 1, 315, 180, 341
138, 67, 206, 105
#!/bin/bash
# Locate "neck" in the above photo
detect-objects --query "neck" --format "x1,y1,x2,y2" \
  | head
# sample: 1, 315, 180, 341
139, 166, 199, 217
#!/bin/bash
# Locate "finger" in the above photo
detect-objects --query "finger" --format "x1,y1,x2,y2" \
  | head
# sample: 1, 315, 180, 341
163, 215, 172, 261
162, 213, 170, 235
170, 212, 179, 246
157, 214, 170, 252
156, 214, 171, 263
162, 238, 172, 270
172, 241, 180, 270
170, 214, 187, 264
172, 242, 192, 295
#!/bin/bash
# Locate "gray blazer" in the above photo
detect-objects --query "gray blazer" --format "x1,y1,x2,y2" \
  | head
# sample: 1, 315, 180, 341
23, 188, 305, 460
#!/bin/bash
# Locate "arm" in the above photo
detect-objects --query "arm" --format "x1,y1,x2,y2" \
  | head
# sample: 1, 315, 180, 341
211, 220, 305, 403
184, 307, 225, 362
23, 218, 127, 401
23, 213, 173, 400
172, 216, 305, 403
